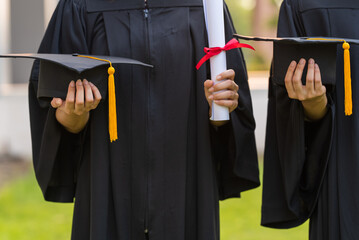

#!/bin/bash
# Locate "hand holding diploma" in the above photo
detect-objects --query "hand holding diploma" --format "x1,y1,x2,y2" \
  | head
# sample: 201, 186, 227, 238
204, 69, 239, 126
199, 0, 254, 121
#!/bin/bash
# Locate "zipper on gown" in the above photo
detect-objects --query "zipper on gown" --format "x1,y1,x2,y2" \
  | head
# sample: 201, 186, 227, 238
143, 0, 150, 239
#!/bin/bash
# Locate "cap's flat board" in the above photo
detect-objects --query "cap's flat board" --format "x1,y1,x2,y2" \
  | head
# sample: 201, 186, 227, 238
272, 42, 338, 86
234, 34, 359, 45
0, 53, 152, 73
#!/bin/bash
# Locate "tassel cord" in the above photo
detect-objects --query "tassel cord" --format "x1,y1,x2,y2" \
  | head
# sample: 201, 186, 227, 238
76, 55, 118, 141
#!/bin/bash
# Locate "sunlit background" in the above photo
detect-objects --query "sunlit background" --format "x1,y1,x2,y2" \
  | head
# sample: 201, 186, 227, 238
0, 0, 308, 239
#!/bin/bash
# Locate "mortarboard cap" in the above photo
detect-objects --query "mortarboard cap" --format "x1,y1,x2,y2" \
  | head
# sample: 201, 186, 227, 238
0, 53, 152, 100
234, 34, 359, 116
0, 53, 153, 142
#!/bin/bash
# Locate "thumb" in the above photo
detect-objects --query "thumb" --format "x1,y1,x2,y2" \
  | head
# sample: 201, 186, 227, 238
204, 80, 213, 97
51, 98, 63, 108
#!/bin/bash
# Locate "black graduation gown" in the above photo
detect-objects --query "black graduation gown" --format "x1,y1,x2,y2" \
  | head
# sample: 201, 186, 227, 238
28, 0, 260, 239
262, 0, 359, 239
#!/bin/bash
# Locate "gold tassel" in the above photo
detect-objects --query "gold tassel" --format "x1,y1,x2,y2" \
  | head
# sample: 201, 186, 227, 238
76, 55, 118, 142
107, 66, 118, 142
343, 42, 352, 116
307, 38, 353, 116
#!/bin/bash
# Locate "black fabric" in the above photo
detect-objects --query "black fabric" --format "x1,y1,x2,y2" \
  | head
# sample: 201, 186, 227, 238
38, 60, 108, 101
299, 0, 359, 11
86, 0, 203, 12
0, 53, 151, 101
0, 53, 151, 72
272, 42, 337, 86
234, 35, 343, 87
234, 34, 359, 44
262, 0, 359, 239
29, 0, 260, 239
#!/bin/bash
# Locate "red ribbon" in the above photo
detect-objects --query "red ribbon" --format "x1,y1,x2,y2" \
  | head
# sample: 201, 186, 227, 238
196, 38, 255, 70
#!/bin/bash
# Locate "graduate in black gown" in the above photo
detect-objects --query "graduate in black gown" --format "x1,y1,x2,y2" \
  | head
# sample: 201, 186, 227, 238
28, 0, 260, 239
262, 0, 359, 239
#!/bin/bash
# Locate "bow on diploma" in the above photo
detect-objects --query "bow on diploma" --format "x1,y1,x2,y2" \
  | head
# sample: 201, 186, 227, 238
196, 38, 255, 70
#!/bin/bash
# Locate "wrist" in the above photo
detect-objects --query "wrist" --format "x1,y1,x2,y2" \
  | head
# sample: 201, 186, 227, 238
55, 109, 89, 133
302, 94, 328, 121
302, 93, 327, 106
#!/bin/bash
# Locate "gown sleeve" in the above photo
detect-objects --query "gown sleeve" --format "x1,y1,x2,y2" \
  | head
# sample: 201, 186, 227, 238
261, 0, 335, 228
213, 5, 260, 200
29, 0, 89, 203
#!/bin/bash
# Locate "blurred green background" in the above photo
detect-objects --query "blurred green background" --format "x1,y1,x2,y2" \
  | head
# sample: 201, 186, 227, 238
226, 0, 282, 71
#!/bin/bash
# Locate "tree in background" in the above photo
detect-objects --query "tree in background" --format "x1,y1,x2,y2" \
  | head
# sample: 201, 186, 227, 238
226, 0, 281, 70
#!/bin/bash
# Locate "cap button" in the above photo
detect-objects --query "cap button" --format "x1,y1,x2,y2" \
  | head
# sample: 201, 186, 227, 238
343, 42, 350, 50
108, 66, 115, 75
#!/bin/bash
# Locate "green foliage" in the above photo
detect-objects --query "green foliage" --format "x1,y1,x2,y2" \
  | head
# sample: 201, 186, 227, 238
0, 168, 308, 239
225, 0, 253, 35
225, 0, 265, 71
0, 171, 73, 240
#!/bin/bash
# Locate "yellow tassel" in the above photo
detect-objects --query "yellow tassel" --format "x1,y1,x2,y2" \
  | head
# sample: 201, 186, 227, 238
307, 38, 353, 116
343, 42, 352, 116
76, 55, 118, 142
108, 66, 118, 142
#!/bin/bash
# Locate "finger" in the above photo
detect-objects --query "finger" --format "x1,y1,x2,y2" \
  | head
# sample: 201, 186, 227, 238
89, 82, 102, 109
204, 80, 214, 94
212, 90, 238, 100
216, 69, 235, 81
284, 61, 297, 98
205, 80, 216, 96
51, 98, 63, 109
83, 79, 94, 110
74, 79, 85, 115
214, 99, 238, 110
213, 79, 238, 92
292, 58, 306, 95
314, 63, 323, 92
65, 81, 76, 112
204, 79, 214, 89
306, 58, 315, 94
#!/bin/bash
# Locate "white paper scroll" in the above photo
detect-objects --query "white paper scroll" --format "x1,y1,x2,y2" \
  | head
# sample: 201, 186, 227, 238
203, 0, 229, 121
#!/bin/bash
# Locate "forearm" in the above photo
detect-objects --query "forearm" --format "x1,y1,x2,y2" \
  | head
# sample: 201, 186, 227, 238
55, 109, 89, 133
302, 94, 328, 121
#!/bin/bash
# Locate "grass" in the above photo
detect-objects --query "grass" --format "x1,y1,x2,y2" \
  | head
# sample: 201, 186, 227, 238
0, 171, 73, 240
0, 169, 308, 240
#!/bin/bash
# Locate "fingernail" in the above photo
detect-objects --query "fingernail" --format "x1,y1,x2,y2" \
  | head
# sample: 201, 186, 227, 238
315, 63, 319, 69
309, 58, 314, 64
209, 87, 214, 92
77, 80, 83, 86
56, 99, 61, 105
70, 81, 75, 87
208, 95, 213, 100
216, 75, 222, 80
290, 61, 296, 67
89, 82, 94, 87
83, 79, 88, 85
299, 59, 305, 65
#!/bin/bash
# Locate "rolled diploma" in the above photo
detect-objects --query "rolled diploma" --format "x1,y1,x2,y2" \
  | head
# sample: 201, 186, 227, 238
204, 0, 229, 121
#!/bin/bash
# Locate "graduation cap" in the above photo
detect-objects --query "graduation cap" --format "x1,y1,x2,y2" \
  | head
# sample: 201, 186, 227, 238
0, 53, 153, 142
234, 34, 359, 116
